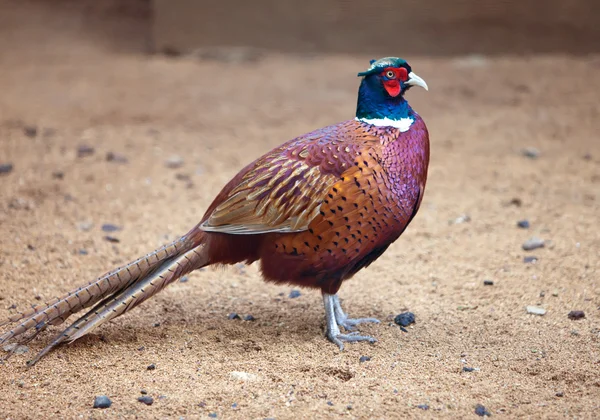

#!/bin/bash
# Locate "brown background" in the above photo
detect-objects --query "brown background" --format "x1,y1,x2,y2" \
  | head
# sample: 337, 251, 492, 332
0, 1, 599, 419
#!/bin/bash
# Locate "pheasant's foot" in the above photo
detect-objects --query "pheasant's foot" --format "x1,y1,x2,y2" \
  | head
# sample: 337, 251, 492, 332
323, 293, 378, 350
332, 294, 380, 331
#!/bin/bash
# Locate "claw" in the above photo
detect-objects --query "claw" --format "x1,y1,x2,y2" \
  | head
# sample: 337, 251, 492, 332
323, 293, 379, 350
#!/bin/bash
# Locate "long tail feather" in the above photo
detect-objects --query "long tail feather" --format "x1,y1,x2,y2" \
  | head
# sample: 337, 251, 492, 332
27, 244, 208, 365
0, 232, 205, 364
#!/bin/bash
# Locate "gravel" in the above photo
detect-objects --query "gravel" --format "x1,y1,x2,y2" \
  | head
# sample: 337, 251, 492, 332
526, 306, 546, 316
568, 310, 585, 320
522, 237, 545, 251
93, 395, 112, 409
137, 396, 154, 405
394, 312, 416, 327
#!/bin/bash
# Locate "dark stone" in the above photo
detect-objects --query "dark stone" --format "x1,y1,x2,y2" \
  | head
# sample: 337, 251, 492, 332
147, 363, 156, 370
103, 235, 120, 243
243, 314, 256, 321
327, 401, 334, 406
106, 152, 129, 164
417, 404, 429, 410
77, 145, 95, 158
179, 276, 189, 283
141, 390, 148, 395
555, 391, 564, 397
93, 395, 112, 409
137, 396, 154, 405
359, 356, 371, 363
0, 163, 13, 174
568, 310, 585, 320
208, 413, 217, 418
101, 223, 121, 232
483, 280, 494, 286
52, 171, 64, 180
475, 404, 491, 416
78, 249, 88, 255
23, 125, 38, 137
462, 367, 475, 372
394, 312, 415, 327
517, 220, 530, 229
288, 289, 301, 299
523, 256, 538, 263
228, 313, 241, 320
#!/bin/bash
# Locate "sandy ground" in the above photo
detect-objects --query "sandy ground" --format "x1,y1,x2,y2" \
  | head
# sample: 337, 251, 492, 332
1, 2, 599, 419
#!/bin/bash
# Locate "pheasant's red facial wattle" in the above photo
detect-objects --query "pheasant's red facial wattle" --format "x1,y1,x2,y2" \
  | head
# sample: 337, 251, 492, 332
381, 67, 409, 97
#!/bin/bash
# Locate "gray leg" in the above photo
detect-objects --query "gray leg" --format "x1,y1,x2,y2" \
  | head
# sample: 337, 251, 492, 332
323, 293, 378, 350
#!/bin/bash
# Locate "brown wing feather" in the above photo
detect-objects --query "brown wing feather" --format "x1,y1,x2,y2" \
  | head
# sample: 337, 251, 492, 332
200, 120, 378, 235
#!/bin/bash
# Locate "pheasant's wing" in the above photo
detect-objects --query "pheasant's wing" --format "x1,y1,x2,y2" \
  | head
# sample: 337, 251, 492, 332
200, 121, 379, 234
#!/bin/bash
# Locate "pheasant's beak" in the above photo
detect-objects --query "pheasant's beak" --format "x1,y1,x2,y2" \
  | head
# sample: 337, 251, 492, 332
406, 72, 428, 91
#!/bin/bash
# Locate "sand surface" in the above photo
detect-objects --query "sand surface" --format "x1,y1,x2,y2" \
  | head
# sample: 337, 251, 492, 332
0, 2, 599, 419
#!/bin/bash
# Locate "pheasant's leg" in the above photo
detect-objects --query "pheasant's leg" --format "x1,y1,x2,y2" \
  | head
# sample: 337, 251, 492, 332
323, 293, 378, 350
332, 294, 380, 331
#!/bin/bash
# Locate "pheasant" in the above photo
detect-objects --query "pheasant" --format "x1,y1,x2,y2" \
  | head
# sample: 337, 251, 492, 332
0, 57, 429, 365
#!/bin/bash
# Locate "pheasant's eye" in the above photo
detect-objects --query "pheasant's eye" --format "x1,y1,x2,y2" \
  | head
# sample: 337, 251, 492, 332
385, 70, 396, 79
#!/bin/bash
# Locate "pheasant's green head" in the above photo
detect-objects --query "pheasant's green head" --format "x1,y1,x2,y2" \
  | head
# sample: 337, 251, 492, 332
356, 57, 428, 125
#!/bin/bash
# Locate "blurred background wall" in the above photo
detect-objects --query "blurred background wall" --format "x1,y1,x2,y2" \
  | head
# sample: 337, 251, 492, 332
153, 0, 600, 55
1, 0, 598, 58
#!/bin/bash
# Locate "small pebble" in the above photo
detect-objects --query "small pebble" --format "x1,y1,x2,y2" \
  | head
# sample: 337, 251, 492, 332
52, 171, 64, 180
137, 396, 154, 405
359, 356, 371, 363
517, 220, 530, 229
228, 313, 241, 320
555, 391, 564, 397
462, 367, 478, 372
568, 310, 585, 320
231, 403, 238, 409
77, 221, 94, 231
508, 197, 522, 207
394, 312, 415, 327
23, 125, 38, 137
288, 289, 301, 299
229, 371, 258, 381
106, 152, 129, 164
475, 404, 491, 416
417, 404, 429, 410
147, 363, 156, 370
101, 223, 121, 233
449, 214, 471, 225
93, 395, 112, 409
140, 390, 148, 395
521, 147, 540, 159
327, 401, 334, 406
0, 163, 13, 174
523, 256, 538, 263
165, 155, 184, 169
526, 305, 546, 316
208, 413, 217, 418
77, 145, 95, 158
104, 236, 120, 243
522, 237, 545, 251
153, 322, 160, 327
78, 249, 88, 255
179, 276, 189, 283
483, 280, 494, 286
243, 314, 256, 321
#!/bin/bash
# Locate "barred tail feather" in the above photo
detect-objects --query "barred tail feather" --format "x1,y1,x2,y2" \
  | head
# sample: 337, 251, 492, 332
0, 232, 205, 364
27, 243, 208, 365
